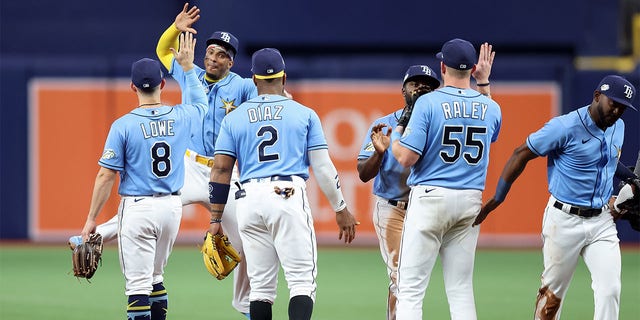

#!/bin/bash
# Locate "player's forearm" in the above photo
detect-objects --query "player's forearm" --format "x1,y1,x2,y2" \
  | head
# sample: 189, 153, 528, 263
86, 167, 117, 222
390, 130, 418, 167
156, 23, 181, 70
357, 155, 383, 182
476, 83, 491, 97
493, 144, 537, 202
309, 149, 347, 212
183, 69, 208, 108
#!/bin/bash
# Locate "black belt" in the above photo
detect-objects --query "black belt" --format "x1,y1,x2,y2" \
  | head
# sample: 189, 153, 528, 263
388, 199, 408, 210
553, 201, 602, 218
241, 175, 294, 184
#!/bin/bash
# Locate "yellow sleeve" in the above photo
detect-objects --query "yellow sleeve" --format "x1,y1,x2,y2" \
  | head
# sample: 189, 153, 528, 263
156, 24, 181, 71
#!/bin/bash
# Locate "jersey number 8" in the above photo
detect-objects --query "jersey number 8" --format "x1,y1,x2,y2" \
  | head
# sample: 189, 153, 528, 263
151, 141, 171, 178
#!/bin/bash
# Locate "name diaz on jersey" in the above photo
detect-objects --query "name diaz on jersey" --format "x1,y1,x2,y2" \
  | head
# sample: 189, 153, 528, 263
248, 105, 283, 123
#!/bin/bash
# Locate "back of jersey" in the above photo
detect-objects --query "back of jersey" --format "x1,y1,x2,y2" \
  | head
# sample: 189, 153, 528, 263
401, 87, 502, 190
100, 106, 195, 196
214, 94, 328, 182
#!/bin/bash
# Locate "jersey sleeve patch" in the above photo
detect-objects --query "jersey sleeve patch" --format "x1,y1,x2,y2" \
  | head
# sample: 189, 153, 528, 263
101, 149, 116, 160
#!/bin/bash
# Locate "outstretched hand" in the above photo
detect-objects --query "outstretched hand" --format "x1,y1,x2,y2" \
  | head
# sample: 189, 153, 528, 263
335, 208, 359, 243
473, 198, 501, 226
370, 123, 391, 155
472, 42, 495, 84
170, 32, 196, 72
174, 3, 201, 34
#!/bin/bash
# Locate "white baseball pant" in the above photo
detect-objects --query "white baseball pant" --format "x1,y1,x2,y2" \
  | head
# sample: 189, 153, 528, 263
97, 150, 250, 313
117, 194, 182, 296
373, 196, 406, 320
396, 185, 481, 320
236, 176, 318, 303
537, 196, 620, 320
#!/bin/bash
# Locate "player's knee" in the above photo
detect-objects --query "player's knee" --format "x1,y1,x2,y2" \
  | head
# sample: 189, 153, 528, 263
534, 286, 561, 320
595, 281, 621, 301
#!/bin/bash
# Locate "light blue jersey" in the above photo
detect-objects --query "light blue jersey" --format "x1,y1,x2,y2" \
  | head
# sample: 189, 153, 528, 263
170, 60, 258, 156
99, 69, 207, 196
399, 87, 502, 190
527, 105, 625, 208
214, 94, 327, 182
358, 109, 411, 200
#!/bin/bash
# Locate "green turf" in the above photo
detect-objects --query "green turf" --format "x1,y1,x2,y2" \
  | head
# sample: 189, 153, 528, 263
0, 245, 638, 319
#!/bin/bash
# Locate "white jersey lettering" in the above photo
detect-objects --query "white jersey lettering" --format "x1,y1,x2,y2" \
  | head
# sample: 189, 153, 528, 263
247, 105, 284, 123
441, 102, 488, 121
141, 120, 175, 139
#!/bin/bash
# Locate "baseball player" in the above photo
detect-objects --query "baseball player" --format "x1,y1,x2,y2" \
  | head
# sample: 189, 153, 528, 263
357, 43, 495, 320
390, 38, 502, 320
208, 48, 359, 320
474, 75, 637, 320
77, 32, 208, 320
70, 4, 257, 318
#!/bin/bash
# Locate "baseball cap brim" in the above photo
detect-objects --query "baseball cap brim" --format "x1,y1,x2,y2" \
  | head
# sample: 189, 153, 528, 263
206, 39, 237, 56
404, 75, 440, 89
607, 94, 638, 111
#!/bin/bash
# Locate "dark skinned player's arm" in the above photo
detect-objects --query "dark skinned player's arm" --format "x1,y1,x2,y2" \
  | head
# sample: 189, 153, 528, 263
156, 23, 181, 70
473, 143, 539, 226
357, 155, 383, 183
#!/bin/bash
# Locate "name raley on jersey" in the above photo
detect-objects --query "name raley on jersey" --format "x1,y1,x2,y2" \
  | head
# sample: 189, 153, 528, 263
141, 119, 175, 139
441, 101, 489, 120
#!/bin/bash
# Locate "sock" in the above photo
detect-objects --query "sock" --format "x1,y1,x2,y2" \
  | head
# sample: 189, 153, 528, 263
150, 283, 168, 320
250, 300, 272, 320
127, 295, 151, 320
288, 295, 313, 320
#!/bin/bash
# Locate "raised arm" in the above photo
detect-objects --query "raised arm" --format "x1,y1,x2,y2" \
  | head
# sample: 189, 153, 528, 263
357, 123, 391, 182
156, 3, 200, 70
472, 42, 495, 97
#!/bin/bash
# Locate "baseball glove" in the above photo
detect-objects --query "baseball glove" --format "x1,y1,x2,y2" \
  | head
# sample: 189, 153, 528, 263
397, 90, 426, 128
71, 233, 103, 280
201, 232, 241, 280
616, 181, 640, 231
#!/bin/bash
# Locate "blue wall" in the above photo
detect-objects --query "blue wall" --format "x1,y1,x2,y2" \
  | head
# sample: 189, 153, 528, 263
1, 0, 639, 241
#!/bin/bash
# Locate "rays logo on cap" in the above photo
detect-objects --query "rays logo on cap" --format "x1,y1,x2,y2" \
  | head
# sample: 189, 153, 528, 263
624, 85, 633, 99
219, 32, 231, 43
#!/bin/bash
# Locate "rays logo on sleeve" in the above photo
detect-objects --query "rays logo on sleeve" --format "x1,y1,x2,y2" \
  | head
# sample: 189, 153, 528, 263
101, 149, 116, 160
364, 142, 375, 152
221, 98, 238, 114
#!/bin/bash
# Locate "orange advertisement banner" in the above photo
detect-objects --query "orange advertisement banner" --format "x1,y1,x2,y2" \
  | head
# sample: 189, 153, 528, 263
29, 79, 557, 246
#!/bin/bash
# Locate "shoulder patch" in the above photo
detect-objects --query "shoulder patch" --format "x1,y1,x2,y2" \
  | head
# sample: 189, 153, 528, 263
101, 149, 116, 160
364, 142, 375, 152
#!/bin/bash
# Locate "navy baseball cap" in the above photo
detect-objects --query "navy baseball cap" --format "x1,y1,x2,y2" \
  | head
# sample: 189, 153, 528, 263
206, 31, 239, 58
436, 38, 477, 70
251, 48, 285, 79
403, 65, 440, 89
131, 58, 163, 90
597, 75, 637, 111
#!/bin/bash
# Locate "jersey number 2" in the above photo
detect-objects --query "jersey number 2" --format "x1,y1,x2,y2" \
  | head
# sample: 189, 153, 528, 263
440, 125, 486, 164
257, 125, 280, 162
151, 141, 171, 177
